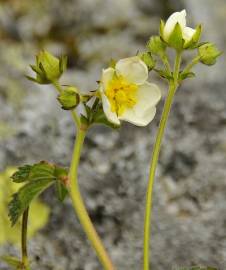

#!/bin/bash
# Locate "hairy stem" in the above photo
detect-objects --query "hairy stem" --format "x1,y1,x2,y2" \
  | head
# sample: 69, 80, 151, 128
143, 51, 182, 270
69, 127, 116, 270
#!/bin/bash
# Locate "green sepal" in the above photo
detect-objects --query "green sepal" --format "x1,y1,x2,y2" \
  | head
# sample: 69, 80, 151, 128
80, 114, 89, 126
147, 36, 166, 57
179, 71, 196, 81
159, 20, 165, 38
0, 256, 22, 269
168, 23, 184, 50
109, 58, 116, 68
139, 52, 156, 71
59, 55, 68, 74
154, 68, 173, 80
184, 24, 202, 49
93, 107, 120, 129
57, 86, 80, 110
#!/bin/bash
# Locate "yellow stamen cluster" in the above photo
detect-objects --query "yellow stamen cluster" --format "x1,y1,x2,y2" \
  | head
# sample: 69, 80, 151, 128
105, 75, 138, 116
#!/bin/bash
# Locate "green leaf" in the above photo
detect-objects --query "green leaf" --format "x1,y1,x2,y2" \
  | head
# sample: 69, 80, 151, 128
168, 22, 184, 50
11, 161, 55, 184
11, 165, 33, 183
0, 255, 22, 269
9, 162, 69, 225
9, 177, 54, 226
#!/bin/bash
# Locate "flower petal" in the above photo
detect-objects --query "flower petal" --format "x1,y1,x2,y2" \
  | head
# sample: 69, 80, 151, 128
164, 10, 186, 40
182, 27, 196, 43
119, 82, 161, 126
101, 67, 115, 90
119, 106, 157, 126
100, 93, 120, 125
115, 56, 148, 85
136, 82, 161, 111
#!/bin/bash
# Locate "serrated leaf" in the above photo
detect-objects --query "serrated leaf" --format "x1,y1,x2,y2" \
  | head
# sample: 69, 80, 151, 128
29, 161, 55, 180
0, 255, 22, 268
11, 165, 32, 183
9, 178, 54, 226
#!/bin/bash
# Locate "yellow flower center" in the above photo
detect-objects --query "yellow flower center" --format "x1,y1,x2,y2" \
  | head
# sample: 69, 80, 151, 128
105, 75, 138, 116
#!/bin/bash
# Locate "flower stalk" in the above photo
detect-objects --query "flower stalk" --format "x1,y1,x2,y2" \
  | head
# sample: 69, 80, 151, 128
143, 51, 181, 270
68, 126, 115, 270
21, 207, 30, 270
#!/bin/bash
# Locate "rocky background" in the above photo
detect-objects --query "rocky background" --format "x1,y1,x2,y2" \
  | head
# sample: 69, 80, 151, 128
0, 0, 226, 269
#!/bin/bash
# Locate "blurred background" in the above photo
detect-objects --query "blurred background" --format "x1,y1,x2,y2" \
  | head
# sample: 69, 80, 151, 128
0, 0, 226, 269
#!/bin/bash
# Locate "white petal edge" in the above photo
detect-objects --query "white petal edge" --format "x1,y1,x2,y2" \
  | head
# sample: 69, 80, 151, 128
119, 106, 157, 127
136, 82, 161, 111
182, 27, 196, 43
100, 93, 120, 125
115, 56, 148, 85
101, 67, 115, 90
164, 10, 187, 40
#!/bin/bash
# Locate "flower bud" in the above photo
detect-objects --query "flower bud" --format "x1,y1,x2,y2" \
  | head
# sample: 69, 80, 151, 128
160, 10, 201, 50
57, 86, 80, 110
147, 36, 166, 57
27, 50, 67, 84
138, 52, 155, 71
198, 43, 222, 66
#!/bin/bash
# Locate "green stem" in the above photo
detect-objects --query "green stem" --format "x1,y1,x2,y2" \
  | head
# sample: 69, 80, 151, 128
143, 51, 182, 270
161, 55, 171, 73
173, 50, 182, 82
182, 55, 201, 75
21, 208, 30, 269
69, 127, 116, 270
52, 80, 81, 127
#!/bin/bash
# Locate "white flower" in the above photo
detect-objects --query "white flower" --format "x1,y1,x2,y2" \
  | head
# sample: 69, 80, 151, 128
163, 10, 196, 45
99, 56, 161, 126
